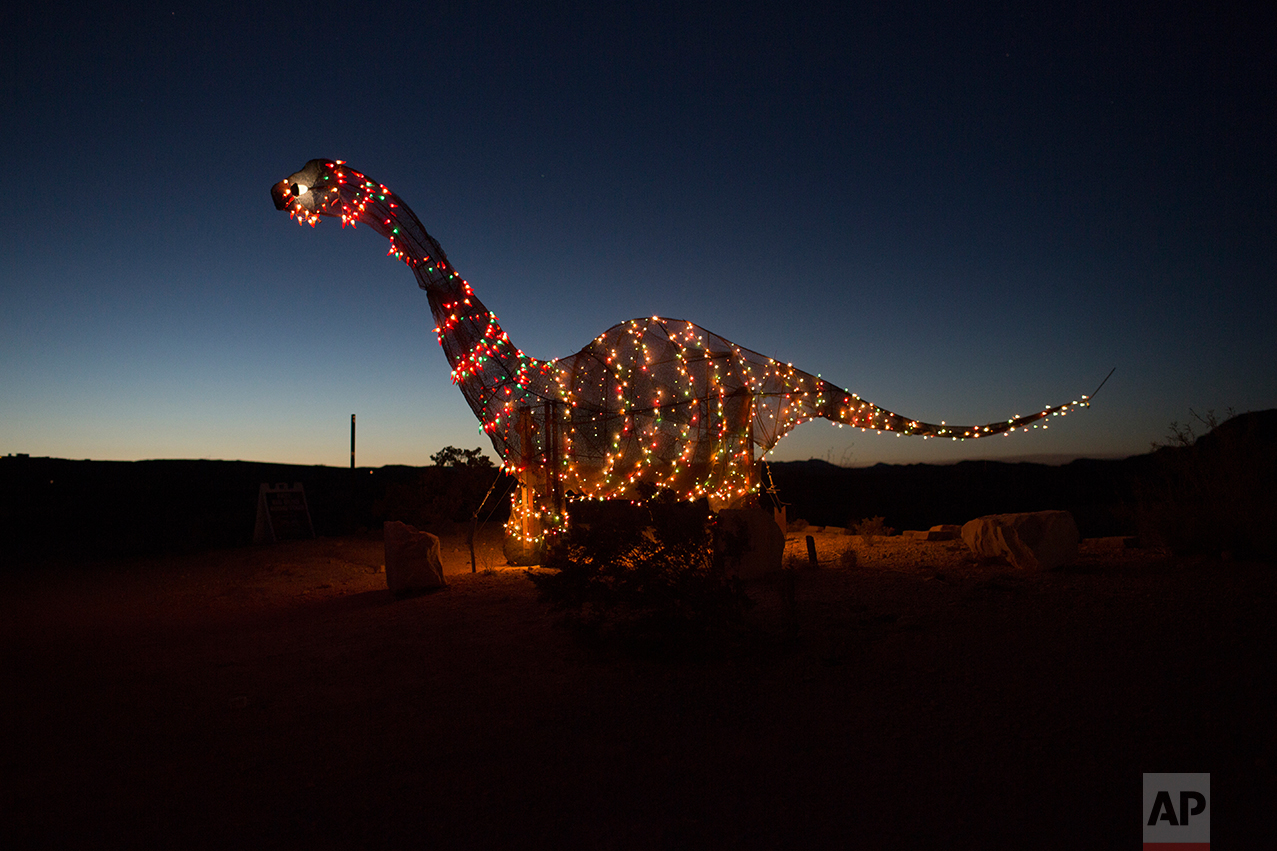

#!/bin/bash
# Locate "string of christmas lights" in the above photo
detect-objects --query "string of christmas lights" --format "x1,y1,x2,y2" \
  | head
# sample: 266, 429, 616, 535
272, 159, 1090, 551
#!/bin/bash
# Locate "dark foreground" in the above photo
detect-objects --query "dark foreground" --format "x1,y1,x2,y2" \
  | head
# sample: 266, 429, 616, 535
3, 533, 1273, 849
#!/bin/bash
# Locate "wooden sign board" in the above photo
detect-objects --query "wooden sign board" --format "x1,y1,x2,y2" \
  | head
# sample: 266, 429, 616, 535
253, 482, 315, 543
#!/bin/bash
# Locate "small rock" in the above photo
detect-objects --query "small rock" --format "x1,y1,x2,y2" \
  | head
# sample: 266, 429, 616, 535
929, 525, 961, 540
904, 529, 957, 541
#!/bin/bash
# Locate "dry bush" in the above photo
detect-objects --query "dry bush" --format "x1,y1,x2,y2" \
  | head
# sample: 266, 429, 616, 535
851, 516, 896, 547
373, 461, 510, 532
528, 493, 751, 650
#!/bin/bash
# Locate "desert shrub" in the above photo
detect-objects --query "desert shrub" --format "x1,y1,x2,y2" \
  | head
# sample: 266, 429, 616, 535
374, 463, 510, 531
1136, 409, 1277, 559
528, 492, 751, 647
430, 445, 494, 468
851, 515, 895, 546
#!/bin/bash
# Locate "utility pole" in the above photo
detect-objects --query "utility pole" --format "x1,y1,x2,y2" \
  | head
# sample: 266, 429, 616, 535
349, 414, 357, 532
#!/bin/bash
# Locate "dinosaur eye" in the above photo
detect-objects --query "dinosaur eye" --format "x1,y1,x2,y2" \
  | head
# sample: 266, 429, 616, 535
291, 183, 308, 197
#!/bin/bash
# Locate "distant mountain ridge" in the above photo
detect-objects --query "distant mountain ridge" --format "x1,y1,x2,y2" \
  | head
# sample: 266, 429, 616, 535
767, 409, 1276, 544
4, 410, 1273, 560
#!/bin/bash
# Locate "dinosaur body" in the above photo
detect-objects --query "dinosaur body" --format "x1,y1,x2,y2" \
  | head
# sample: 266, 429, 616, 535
272, 159, 1087, 551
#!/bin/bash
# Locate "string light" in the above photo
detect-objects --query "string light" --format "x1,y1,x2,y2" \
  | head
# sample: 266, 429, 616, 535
274, 159, 1089, 548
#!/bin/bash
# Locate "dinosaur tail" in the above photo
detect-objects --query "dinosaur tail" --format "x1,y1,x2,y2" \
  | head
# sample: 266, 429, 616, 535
824, 395, 1089, 440
807, 369, 1112, 442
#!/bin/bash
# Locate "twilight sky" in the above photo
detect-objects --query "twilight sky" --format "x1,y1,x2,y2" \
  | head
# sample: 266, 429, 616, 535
3, 2, 1273, 468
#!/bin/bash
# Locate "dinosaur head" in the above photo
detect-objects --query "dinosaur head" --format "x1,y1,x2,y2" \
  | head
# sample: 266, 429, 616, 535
271, 159, 453, 288
271, 159, 341, 225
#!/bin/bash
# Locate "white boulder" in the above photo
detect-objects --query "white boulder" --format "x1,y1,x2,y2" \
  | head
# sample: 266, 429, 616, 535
961, 511, 1079, 572
384, 521, 448, 594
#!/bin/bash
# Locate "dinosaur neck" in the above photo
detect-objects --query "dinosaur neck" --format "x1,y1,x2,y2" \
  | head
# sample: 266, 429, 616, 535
320, 163, 549, 439
416, 262, 544, 403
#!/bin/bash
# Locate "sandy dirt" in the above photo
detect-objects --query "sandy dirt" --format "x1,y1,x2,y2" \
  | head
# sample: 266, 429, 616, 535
3, 528, 1274, 848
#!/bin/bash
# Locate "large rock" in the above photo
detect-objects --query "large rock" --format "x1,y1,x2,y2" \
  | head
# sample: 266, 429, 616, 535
714, 508, 784, 579
384, 521, 447, 594
961, 511, 1079, 572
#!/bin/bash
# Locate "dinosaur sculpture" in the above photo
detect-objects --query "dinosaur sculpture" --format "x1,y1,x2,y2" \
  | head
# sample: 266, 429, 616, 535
272, 159, 1089, 559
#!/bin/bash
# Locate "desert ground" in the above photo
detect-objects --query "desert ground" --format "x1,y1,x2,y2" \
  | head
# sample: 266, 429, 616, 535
4, 527, 1273, 848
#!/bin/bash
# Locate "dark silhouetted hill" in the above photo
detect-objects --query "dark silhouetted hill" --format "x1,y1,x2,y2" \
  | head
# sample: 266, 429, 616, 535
4, 409, 1272, 562
767, 408, 1276, 558
0, 458, 512, 562
765, 455, 1143, 536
